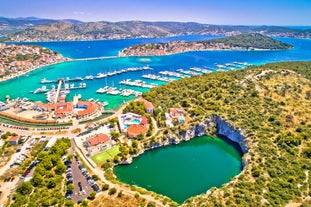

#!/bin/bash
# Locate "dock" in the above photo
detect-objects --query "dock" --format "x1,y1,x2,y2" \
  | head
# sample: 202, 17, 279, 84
176, 69, 201, 76
40, 65, 153, 84
142, 74, 175, 82
159, 71, 186, 78
119, 79, 157, 89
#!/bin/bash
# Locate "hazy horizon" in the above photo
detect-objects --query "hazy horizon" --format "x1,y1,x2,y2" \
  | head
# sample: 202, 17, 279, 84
1, 0, 311, 26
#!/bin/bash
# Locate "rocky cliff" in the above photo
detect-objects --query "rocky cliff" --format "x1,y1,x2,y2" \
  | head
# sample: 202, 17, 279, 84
181, 116, 249, 154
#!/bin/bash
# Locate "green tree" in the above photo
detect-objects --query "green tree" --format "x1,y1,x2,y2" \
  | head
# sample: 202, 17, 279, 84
113, 155, 120, 163
66, 154, 74, 162
55, 162, 66, 175
92, 175, 100, 181
80, 200, 88, 207
64, 200, 74, 207
108, 118, 118, 126
108, 187, 117, 195
117, 190, 123, 197
110, 132, 120, 142
16, 182, 33, 195
67, 183, 74, 191
88, 191, 96, 200
31, 173, 44, 187
47, 178, 57, 189
119, 145, 129, 158
102, 184, 109, 191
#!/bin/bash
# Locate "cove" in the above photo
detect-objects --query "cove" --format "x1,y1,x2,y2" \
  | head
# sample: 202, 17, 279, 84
114, 135, 242, 204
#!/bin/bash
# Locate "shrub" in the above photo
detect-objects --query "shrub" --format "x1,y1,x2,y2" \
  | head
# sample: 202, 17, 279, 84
108, 187, 117, 195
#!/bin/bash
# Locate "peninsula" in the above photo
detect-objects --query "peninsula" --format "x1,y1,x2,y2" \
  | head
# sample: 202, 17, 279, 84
0, 43, 68, 82
119, 33, 293, 57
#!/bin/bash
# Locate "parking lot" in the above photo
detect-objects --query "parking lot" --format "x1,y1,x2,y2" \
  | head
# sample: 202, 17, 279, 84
65, 154, 100, 203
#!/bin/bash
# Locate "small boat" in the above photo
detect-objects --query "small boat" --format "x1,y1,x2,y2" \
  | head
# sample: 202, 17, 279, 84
95, 73, 107, 79
96, 88, 106, 94
84, 75, 94, 80
41, 78, 54, 84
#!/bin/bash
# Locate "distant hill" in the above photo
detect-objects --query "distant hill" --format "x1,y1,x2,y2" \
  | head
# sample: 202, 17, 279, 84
0, 17, 83, 36
119, 33, 293, 56
1, 17, 311, 41
211, 33, 293, 49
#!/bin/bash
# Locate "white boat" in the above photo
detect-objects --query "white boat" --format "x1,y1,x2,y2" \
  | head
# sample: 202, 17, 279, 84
32, 85, 48, 94
96, 88, 106, 94
41, 78, 54, 84
95, 73, 107, 79
85, 75, 94, 80
107, 88, 121, 95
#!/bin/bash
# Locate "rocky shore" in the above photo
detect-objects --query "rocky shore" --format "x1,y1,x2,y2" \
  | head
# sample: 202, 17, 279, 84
121, 115, 249, 166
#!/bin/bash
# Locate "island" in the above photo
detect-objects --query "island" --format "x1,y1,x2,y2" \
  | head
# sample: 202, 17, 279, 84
0, 43, 68, 82
119, 33, 293, 57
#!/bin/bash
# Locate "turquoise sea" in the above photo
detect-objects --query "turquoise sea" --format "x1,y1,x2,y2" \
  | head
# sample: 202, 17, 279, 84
2, 35, 311, 109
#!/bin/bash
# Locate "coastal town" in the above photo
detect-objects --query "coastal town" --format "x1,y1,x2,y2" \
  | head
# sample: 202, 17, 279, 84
119, 33, 293, 57
0, 43, 68, 82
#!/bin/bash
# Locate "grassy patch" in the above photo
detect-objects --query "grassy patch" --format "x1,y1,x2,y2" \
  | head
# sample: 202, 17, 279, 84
91, 146, 120, 164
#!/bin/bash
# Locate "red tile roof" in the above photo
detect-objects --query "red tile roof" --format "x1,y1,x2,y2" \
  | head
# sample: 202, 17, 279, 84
77, 101, 100, 116
142, 99, 154, 110
140, 116, 148, 125
8, 135, 20, 142
87, 134, 110, 146
127, 124, 148, 138
55, 102, 73, 114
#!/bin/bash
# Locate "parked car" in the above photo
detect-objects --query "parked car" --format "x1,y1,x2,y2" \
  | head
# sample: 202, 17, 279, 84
92, 184, 100, 193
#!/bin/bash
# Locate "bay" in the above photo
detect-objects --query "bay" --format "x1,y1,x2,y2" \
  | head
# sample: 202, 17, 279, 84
1, 35, 311, 110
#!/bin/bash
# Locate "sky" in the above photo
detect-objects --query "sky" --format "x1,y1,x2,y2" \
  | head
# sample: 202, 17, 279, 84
0, 0, 311, 25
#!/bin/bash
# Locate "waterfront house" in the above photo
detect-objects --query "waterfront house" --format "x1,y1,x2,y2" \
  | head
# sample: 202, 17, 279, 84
8, 135, 20, 145
118, 112, 144, 132
86, 133, 112, 156
141, 98, 154, 114
127, 124, 148, 139
169, 107, 186, 123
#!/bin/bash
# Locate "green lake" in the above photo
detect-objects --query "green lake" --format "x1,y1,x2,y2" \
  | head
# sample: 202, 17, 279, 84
114, 135, 242, 204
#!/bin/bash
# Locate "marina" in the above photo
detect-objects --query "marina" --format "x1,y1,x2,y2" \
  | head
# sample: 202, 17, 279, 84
96, 86, 142, 97
159, 71, 186, 78
142, 74, 176, 82
119, 79, 157, 89
176, 68, 201, 76
31, 83, 86, 94
189, 67, 212, 74
40, 65, 153, 83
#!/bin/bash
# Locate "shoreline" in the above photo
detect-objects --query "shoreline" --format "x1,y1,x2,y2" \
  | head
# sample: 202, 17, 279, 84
119, 47, 293, 58
0, 58, 70, 83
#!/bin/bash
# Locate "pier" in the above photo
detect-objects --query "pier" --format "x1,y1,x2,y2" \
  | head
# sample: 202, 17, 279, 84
119, 79, 157, 89
69, 56, 119, 62
142, 74, 175, 82
40, 65, 152, 84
